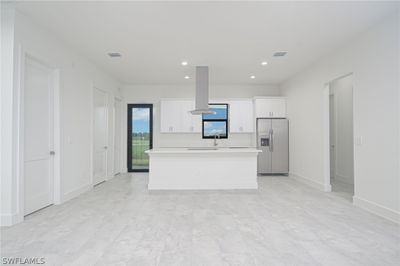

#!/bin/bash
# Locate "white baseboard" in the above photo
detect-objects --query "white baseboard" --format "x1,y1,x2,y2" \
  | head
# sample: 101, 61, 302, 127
324, 182, 332, 192
0, 212, 19, 227
2, 183, 93, 226
353, 196, 400, 224
62, 183, 92, 203
290, 173, 329, 191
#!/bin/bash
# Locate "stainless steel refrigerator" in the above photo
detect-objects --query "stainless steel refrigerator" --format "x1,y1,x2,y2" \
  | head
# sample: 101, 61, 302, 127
257, 118, 289, 174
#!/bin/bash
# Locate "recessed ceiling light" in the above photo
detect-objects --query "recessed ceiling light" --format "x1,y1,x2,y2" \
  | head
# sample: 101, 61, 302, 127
250, 75, 255, 79
108, 52, 121, 58
184, 75, 190, 79
261, 61, 268, 66
181, 61, 188, 66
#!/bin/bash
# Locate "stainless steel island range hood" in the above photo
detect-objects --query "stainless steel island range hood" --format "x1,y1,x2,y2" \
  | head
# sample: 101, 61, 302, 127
190, 66, 215, 115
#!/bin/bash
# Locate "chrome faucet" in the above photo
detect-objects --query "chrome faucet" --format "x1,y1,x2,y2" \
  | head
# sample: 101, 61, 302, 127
213, 134, 220, 146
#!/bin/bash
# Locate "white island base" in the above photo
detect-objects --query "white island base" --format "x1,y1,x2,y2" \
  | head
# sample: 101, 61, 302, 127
145, 148, 261, 190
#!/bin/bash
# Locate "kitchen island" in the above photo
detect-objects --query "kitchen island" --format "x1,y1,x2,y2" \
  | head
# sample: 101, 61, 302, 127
145, 148, 261, 190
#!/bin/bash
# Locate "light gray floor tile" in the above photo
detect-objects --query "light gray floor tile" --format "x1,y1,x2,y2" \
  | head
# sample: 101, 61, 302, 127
1, 174, 399, 266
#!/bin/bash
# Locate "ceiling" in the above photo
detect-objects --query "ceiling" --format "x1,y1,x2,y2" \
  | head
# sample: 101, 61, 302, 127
15, 1, 399, 85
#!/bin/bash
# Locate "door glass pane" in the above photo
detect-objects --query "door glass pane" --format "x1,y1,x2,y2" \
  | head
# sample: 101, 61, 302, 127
132, 107, 150, 170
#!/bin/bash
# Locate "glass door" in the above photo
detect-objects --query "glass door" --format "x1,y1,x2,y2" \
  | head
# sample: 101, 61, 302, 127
127, 104, 153, 172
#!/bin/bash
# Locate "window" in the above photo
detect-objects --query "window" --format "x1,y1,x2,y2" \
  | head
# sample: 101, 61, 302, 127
202, 104, 229, 139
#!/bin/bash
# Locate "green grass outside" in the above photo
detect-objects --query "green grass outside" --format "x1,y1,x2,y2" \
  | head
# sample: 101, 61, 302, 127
132, 136, 149, 167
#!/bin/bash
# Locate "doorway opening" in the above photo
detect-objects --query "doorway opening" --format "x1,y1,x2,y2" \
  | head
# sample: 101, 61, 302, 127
127, 104, 153, 172
328, 74, 354, 201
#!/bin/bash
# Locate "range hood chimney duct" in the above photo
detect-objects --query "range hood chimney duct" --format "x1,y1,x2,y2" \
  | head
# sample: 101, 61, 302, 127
190, 66, 215, 115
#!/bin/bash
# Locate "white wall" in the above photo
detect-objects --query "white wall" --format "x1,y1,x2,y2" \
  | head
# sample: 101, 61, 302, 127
330, 75, 354, 184
281, 11, 400, 222
0, 6, 122, 226
1, 4, 17, 226
122, 84, 280, 171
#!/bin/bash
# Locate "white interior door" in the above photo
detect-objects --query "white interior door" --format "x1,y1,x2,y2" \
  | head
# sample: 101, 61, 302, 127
93, 88, 108, 185
113, 98, 122, 175
24, 57, 54, 215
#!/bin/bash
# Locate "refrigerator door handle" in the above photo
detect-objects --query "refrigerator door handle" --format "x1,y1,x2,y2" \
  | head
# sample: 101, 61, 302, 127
270, 129, 274, 152
268, 131, 271, 151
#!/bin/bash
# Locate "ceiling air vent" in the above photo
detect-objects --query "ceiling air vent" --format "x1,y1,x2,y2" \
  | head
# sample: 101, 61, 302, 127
108, 52, 121, 58
273, 52, 287, 57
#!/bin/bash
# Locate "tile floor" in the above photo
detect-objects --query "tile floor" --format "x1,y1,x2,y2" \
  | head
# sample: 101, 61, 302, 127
331, 178, 354, 202
1, 174, 399, 266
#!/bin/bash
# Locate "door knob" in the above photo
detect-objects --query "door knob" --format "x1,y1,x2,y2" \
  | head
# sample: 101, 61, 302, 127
50, 151, 55, 155
104, 146, 108, 149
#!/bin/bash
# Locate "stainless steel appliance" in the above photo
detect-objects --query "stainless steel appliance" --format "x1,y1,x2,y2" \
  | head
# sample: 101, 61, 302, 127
257, 119, 289, 174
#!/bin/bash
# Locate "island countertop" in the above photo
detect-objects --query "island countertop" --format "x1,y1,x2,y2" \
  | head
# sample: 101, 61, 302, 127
145, 147, 261, 154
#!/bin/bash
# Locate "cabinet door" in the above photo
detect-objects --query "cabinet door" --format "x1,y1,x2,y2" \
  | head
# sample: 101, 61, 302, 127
240, 100, 254, 132
255, 98, 271, 118
160, 100, 201, 133
254, 98, 286, 118
270, 98, 286, 118
229, 101, 241, 132
160, 101, 170, 132
160, 101, 182, 133
181, 100, 196, 133
191, 111, 202, 133
229, 100, 254, 133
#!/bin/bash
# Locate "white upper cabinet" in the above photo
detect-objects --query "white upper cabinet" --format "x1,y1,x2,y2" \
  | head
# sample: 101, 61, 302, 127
180, 101, 194, 132
190, 110, 202, 133
254, 97, 286, 118
181, 101, 202, 133
229, 100, 254, 133
161, 99, 257, 133
160, 100, 201, 133
160, 100, 182, 133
